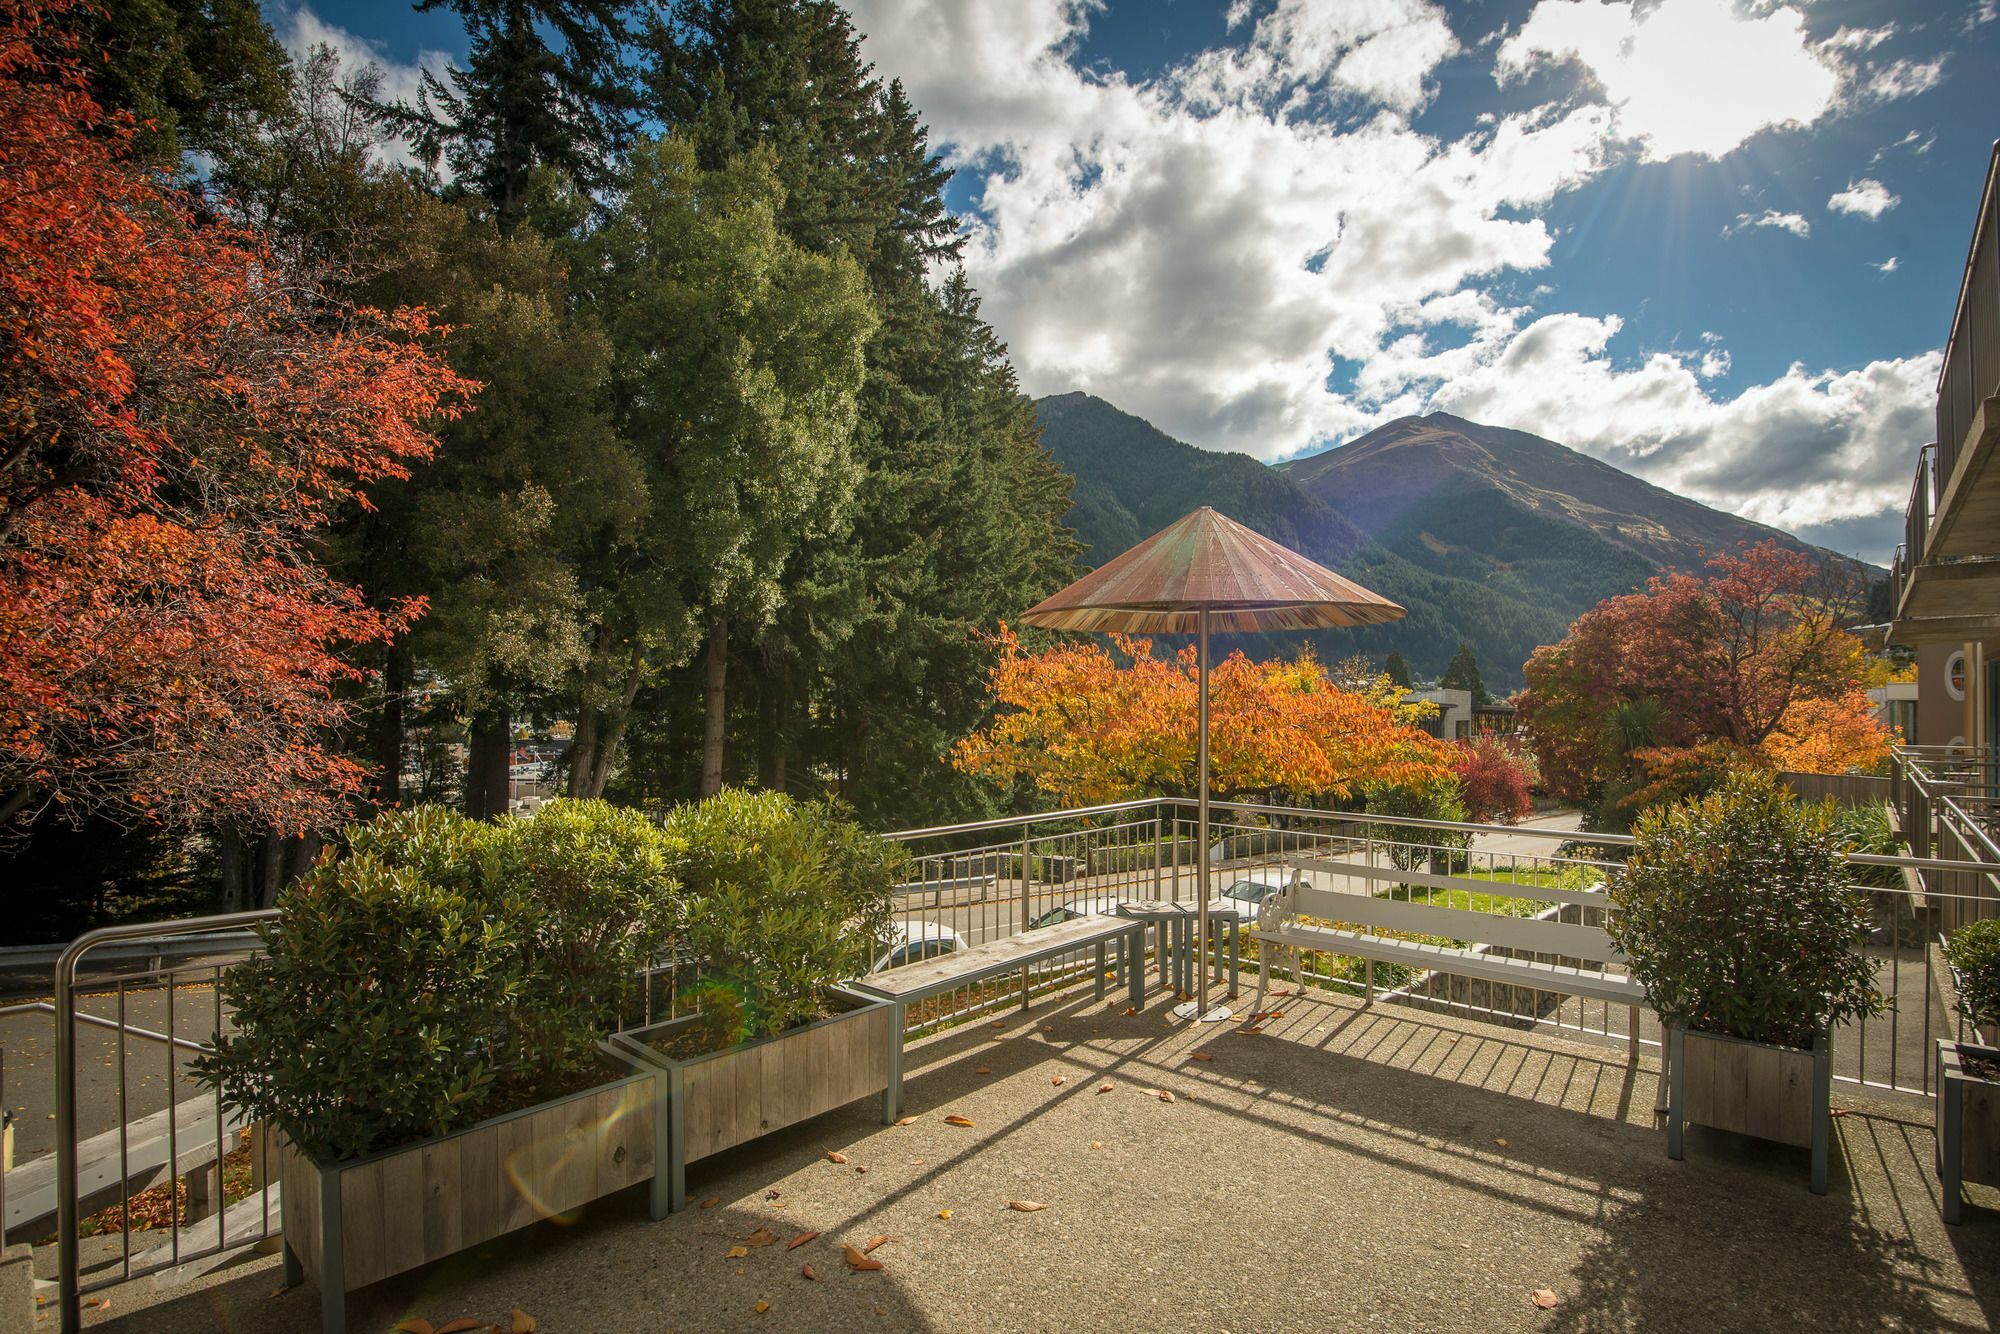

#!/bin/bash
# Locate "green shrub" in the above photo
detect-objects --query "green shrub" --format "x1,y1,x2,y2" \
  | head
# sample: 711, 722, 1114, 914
1945, 918, 2000, 1031
486, 800, 682, 1091
1365, 780, 1471, 875
1609, 770, 1885, 1049
197, 801, 683, 1161
1828, 801, 1904, 889
663, 788, 903, 1044
195, 807, 525, 1161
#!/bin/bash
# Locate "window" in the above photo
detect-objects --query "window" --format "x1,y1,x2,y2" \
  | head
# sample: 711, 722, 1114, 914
1948, 650, 1967, 702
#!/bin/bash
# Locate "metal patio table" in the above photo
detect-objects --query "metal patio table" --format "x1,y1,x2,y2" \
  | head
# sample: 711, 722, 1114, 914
1117, 901, 1242, 999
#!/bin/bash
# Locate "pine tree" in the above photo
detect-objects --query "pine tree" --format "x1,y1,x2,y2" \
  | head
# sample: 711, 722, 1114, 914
1440, 641, 1489, 705
1383, 651, 1413, 689
386, 0, 638, 226
620, 0, 1078, 822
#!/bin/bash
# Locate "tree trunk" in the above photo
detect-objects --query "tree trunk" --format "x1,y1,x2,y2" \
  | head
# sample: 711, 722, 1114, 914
465, 705, 512, 819
759, 661, 788, 793
567, 702, 601, 800
372, 644, 408, 808
700, 613, 728, 797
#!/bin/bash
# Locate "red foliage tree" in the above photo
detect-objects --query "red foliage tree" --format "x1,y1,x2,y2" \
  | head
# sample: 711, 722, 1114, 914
1452, 737, 1533, 825
0, 0, 473, 832
1517, 543, 1871, 804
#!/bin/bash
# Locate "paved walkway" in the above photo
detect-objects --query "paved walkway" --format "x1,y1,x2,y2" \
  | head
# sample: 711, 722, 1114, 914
68, 982, 2000, 1333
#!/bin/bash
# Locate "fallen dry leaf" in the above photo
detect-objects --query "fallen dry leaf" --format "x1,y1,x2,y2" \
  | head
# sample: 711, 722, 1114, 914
1267, 1011, 1287, 1019
991, 1020, 1006, 1028
699, 1195, 721, 1210
771, 1200, 788, 1208
843, 1244, 885, 1271
937, 1209, 953, 1219
894, 1115, 919, 1126
1042, 1024, 1054, 1032
392, 1321, 433, 1334
1150, 1089, 1176, 1103
766, 1189, 783, 1200
1495, 1138, 1509, 1149
1122, 1006, 1137, 1016
787, 1231, 819, 1250
727, 1246, 750, 1259
1090, 1140, 1103, 1150
1532, 1289, 1559, 1309
1243, 1026, 1264, 1035
1272, 989, 1292, 997
435, 1320, 484, 1334
826, 1150, 849, 1164
864, 1234, 890, 1253
1007, 1200, 1047, 1212
802, 1263, 820, 1281
974, 1066, 992, 1075
510, 1309, 537, 1334
855, 1165, 869, 1175
1190, 1052, 1214, 1061
1051, 1074, 1066, 1086
1096, 1082, 1114, 1094
744, 1227, 779, 1247
944, 1114, 973, 1127
754, 1300, 771, 1314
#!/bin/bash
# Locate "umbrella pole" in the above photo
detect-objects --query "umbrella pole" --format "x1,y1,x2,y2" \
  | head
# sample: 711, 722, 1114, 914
1196, 606, 1211, 1015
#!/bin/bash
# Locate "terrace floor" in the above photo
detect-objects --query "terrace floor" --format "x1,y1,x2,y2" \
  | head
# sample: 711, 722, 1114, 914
81, 983, 2000, 1333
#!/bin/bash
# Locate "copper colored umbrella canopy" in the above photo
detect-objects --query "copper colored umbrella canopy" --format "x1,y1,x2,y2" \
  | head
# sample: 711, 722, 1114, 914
1021, 507, 1406, 1020
1021, 506, 1406, 634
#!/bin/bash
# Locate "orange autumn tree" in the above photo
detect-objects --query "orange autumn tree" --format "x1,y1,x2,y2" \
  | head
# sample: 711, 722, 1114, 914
951, 628, 1455, 807
0, 0, 474, 832
1760, 689, 1895, 775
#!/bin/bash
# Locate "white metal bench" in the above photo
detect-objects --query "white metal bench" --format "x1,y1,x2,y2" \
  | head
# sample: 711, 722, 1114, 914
1248, 857, 1646, 1061
853, 913, 1148, 1121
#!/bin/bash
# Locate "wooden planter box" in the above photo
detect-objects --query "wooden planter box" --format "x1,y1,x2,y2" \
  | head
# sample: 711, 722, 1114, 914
1667, 1026, 1832, 1194
1935, 1040, 2000, 1224
280, 1064, 663, 1334
607, 985, 893, 1211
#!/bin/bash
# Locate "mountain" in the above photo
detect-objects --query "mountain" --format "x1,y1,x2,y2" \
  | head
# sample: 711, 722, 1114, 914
1032, 393, 1875, 692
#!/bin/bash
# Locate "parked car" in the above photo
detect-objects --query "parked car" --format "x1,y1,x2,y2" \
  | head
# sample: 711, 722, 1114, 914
871, 920, 967, 973
1029, 895, 1129, 929
1212, 868, 1299, 919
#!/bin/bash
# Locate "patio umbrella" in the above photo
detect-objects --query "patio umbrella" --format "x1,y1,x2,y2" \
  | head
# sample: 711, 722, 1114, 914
1020, 507, 1406, 1019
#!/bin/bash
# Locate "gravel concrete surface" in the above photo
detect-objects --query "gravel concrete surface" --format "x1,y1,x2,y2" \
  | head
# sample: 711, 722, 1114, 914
64, 982, 2000, 1334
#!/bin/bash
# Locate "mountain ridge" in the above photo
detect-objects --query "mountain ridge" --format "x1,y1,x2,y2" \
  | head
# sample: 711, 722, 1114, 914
1031, 393, 1875, 691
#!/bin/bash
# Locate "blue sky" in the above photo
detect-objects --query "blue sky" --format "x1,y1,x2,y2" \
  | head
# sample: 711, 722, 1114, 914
272, 0, 1999, 563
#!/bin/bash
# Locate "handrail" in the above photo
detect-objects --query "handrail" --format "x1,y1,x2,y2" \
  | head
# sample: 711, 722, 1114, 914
883, 797, 1163, 841
54, 909, 279, 1334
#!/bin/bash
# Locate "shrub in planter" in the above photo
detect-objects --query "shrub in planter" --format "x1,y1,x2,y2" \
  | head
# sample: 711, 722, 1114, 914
1612, 770, 1885, 1050
1946, 918, 2000, 1036
196, 802, 682, 1327
194, 806, 525, 1160
1937, 917, 2000, 1223
198, 801, 681, 1159
1611, 770, 1885, 1191
660, 788, 903, 1044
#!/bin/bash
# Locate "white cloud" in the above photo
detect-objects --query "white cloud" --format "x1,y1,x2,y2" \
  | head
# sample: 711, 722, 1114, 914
844, 0, 1938, 559
1724, 210, 1811, 239
275, 5, 454, 170
1872, 256, 1900, 273
1828, 177, 1900, 218
1496, 0, 1841, 161
1852, 55, 1948, 105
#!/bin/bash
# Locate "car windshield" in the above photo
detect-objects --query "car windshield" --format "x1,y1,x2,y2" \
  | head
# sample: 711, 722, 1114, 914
1224, 881, 1274, 904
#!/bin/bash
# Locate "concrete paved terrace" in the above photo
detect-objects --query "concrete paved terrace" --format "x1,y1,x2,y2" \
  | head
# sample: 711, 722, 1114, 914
80, 981, 2000, 1334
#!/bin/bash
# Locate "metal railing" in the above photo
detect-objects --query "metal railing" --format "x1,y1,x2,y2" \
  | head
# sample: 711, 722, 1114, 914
1934, 141, 2000, 507
18, 791, 2000, 1331
49, 912, 280, 1333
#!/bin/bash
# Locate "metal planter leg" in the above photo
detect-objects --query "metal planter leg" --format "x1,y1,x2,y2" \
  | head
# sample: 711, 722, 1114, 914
882, 1002, 906, 1125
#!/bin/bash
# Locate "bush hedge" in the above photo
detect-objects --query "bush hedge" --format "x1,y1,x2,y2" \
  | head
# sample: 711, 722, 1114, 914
1946, 917, 2000, 1033
1609, 770, 1884, 1049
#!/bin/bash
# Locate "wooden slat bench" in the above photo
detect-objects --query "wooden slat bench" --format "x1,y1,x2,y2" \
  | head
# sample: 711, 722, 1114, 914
853, 914, 1149, 1122
1249, 858, 1646, 1060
